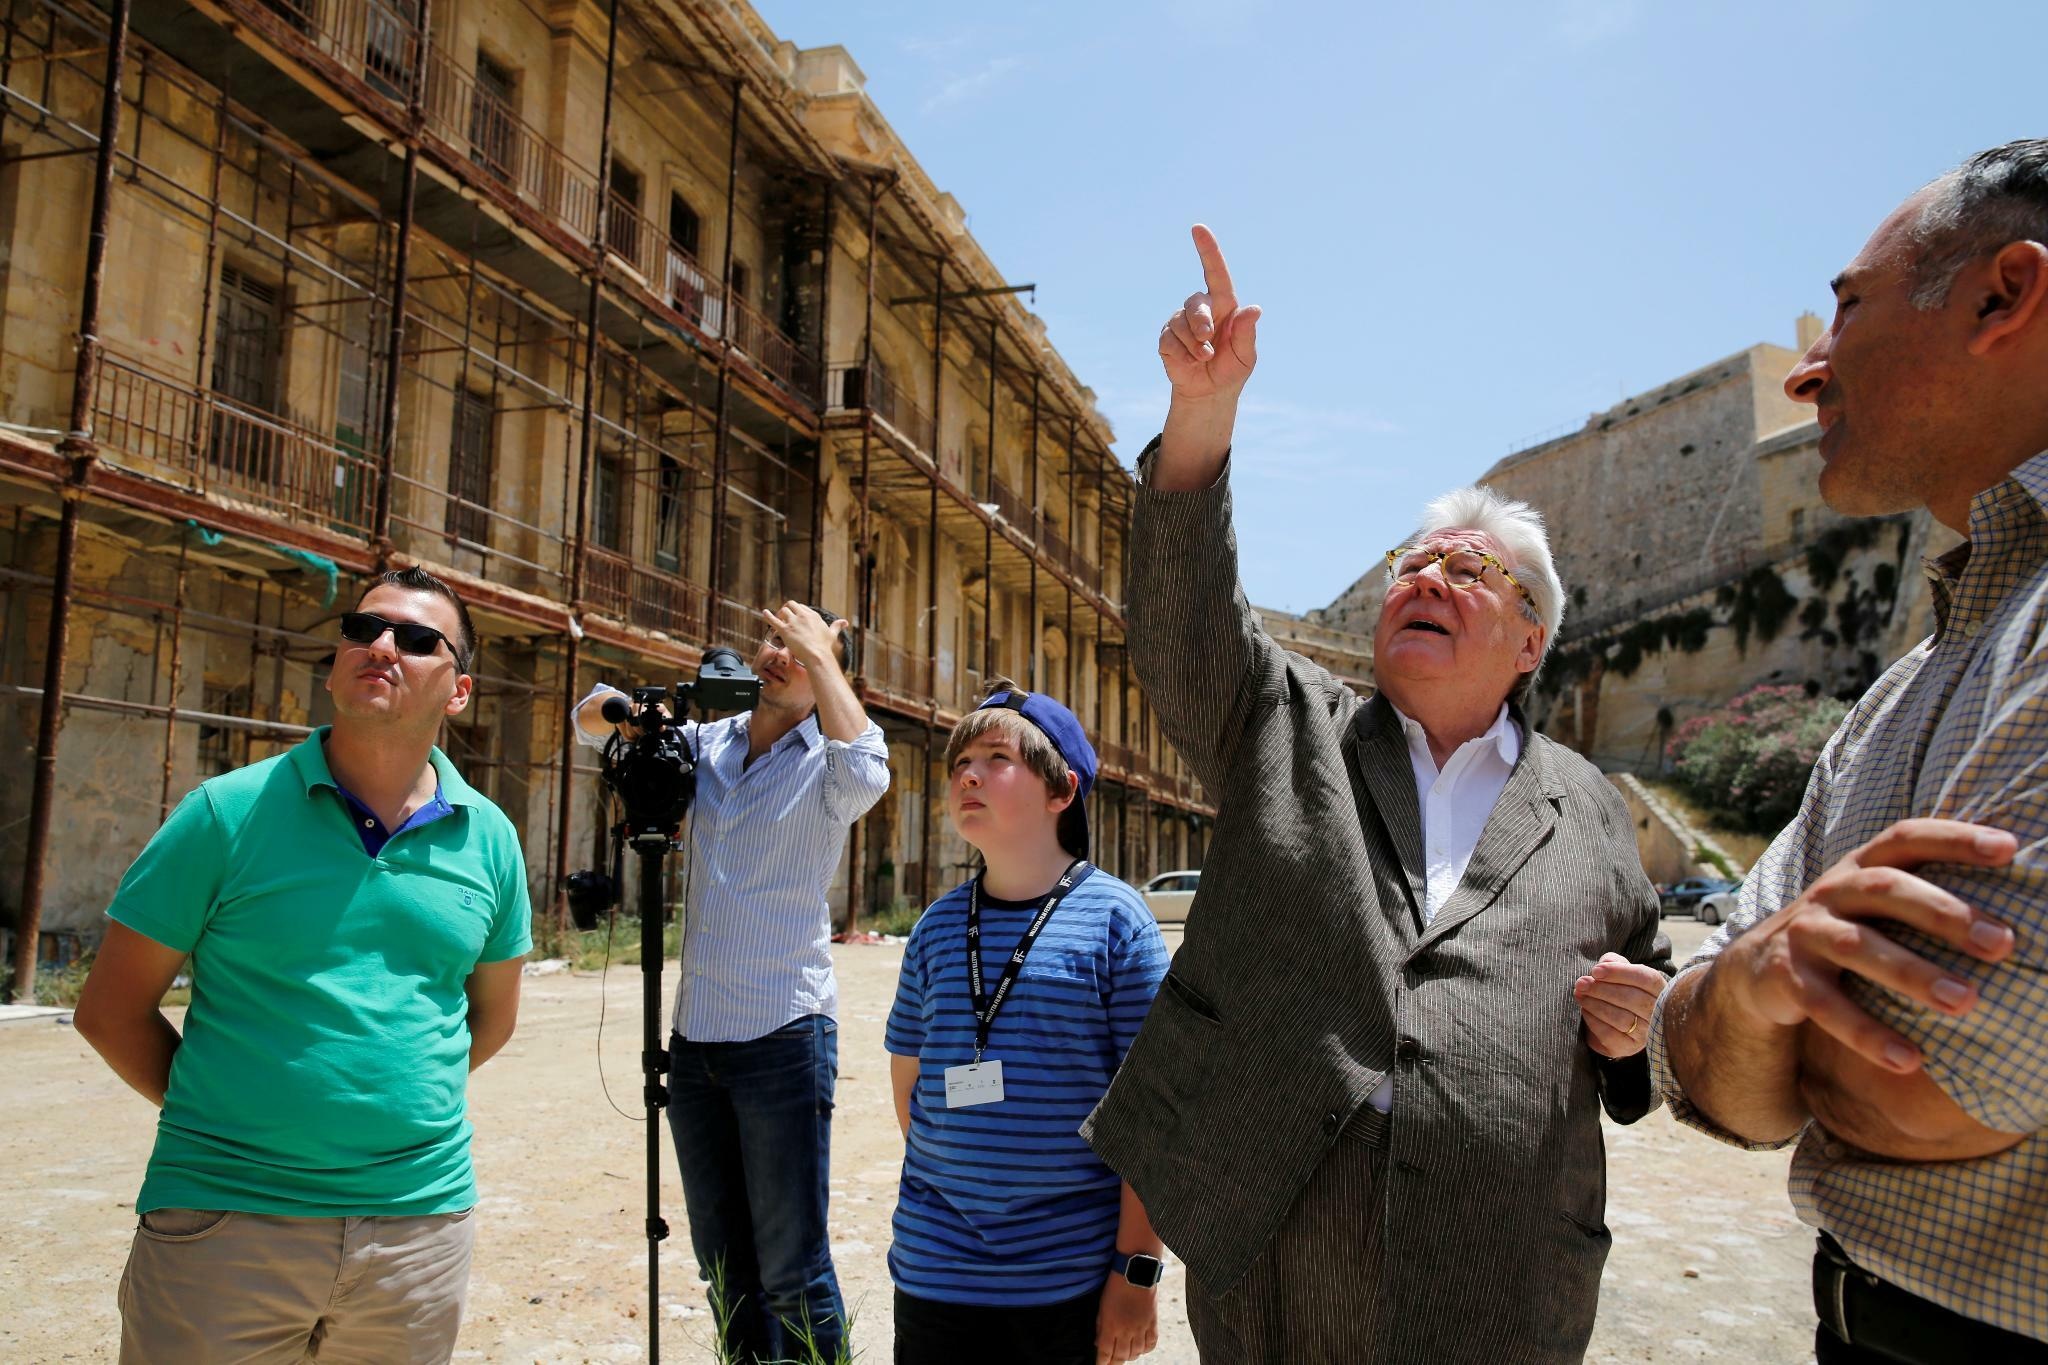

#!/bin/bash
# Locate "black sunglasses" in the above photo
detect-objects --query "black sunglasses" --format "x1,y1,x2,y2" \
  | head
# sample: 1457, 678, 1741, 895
339, 611, 465, 670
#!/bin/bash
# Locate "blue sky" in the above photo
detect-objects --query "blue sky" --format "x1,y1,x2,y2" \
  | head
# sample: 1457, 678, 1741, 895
756, 1, 2038, 614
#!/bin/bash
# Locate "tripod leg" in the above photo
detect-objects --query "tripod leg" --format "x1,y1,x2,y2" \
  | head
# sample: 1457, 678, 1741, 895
638, 839, 671, 1359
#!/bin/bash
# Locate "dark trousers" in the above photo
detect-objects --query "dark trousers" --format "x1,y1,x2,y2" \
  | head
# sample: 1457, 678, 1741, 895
1813, 1234, 2048, 1365
668, 1016, 845, 1365
892, 1286, 1102, 1365
1186, 1107, 1389, 1363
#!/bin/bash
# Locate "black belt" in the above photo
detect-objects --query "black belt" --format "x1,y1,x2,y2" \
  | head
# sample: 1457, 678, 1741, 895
1813, 1232, 2048, 1364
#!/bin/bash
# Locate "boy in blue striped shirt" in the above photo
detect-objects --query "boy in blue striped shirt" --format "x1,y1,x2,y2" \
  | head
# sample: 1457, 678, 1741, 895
885, 680, 1169, 1364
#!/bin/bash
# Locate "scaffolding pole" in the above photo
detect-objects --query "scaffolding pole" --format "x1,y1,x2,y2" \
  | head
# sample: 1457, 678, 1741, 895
706, 76, 741, 607
13, 0, 132, 1003
1073, 417, 1089, 703
848, 180, 879, 935
918, 253, 943, 908
982, 315, 995, 681
372, 0, 430, 557
1028, 372, 1039, 690
156, 537, 189, 820
555, 0, 626, 937
807, 176, 833, 601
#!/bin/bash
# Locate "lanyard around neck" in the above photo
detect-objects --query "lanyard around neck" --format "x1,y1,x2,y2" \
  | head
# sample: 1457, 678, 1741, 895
965, 859, 1087, 1063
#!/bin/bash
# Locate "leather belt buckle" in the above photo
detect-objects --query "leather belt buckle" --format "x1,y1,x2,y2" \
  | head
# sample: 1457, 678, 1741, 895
1813, 1233, 1857, 1345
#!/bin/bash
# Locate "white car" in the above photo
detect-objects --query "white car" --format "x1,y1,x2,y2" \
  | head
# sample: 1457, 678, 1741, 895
1695, 886, 1741, 926
1140, 869, 1200, 925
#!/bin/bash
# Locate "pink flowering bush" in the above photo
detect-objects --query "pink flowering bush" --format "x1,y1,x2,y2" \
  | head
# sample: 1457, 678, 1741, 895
1666, 684, 1848, 834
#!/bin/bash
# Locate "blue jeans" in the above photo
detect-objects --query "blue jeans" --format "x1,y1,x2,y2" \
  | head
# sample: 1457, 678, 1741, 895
667, 1016, 845, 1364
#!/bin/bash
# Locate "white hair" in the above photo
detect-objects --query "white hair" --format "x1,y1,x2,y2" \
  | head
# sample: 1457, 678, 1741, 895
1406, 484, 1566, 700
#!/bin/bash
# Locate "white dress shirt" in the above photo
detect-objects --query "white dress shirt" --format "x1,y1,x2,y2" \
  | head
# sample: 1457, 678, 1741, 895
1367, 700, 1522, 1112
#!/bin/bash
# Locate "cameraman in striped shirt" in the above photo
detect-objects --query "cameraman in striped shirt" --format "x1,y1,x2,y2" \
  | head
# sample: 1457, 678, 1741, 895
575, 601, 889, 1365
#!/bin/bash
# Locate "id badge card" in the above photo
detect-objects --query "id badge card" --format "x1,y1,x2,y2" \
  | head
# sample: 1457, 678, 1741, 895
943, 1059, 1004, 1108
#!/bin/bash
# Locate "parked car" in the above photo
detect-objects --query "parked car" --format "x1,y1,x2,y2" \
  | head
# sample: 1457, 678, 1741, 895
1695, 885, 1742, 926
1660, 876, 1737, 917
1140, 869, 1200, 925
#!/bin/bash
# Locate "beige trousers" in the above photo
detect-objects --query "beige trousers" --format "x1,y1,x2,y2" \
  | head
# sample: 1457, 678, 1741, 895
116, 1206, 475, 1365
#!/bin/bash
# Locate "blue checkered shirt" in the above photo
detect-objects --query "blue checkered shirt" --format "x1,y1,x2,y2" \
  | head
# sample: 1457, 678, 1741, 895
1649, 448, 2048, 1342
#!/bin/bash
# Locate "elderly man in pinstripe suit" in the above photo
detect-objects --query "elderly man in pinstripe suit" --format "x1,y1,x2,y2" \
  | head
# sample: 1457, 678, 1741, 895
1082, 227, 1673, 1364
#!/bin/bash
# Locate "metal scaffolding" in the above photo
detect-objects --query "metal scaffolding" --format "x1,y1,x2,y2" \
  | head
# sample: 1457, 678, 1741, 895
0, 0, 1208, 1000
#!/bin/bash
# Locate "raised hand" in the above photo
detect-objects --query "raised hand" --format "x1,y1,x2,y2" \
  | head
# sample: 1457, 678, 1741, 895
1153, 225, 1262, 489
1157, 224, 1261, 401
760, 601, 845, 672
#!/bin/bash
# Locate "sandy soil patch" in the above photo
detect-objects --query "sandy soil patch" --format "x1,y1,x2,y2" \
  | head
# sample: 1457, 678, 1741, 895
0, 919, 1813, 1362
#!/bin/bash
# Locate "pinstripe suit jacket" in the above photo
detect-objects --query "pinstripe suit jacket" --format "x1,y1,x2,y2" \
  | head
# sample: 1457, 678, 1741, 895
1083, 448, 1671, 1362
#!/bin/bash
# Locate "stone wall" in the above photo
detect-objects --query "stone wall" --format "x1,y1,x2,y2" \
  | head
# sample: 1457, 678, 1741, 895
1608, 772, 1744, 885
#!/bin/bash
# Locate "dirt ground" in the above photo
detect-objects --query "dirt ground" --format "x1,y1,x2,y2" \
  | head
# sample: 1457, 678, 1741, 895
0, 919, 1820, 1363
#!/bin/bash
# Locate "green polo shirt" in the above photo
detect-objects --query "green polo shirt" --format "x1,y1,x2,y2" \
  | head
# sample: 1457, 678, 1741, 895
107, 728, 533, 1216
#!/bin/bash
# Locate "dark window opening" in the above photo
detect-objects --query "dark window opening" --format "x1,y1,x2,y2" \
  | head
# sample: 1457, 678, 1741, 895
446, 389, 494, 546
594, 450, 625, 551
198, 683, 252, 778
669, 192, 700, 258
470, 52, 517, 180
608, 160, 644, 272
364, 0, 418, 100
655, 454, 686, 571
210, 264, 285, 482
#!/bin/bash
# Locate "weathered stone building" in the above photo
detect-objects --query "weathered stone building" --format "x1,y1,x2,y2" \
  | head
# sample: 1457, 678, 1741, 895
0, 0, 1217, 992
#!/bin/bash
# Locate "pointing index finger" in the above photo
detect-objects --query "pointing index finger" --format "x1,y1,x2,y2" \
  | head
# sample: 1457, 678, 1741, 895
1191, 224, 1238, 316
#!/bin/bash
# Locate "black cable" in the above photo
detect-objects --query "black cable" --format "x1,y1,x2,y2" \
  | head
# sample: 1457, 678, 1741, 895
592, 770, 638, 1123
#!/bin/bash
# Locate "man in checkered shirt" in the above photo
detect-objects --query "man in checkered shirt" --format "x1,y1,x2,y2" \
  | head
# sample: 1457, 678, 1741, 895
1652, 138, 2048, 1365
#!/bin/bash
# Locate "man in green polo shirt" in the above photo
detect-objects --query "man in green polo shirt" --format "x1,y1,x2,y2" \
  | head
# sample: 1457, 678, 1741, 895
74, 565, 531, 1363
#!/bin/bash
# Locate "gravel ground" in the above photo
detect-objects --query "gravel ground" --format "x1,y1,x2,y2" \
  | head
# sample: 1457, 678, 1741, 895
0, 917, 1819, 1363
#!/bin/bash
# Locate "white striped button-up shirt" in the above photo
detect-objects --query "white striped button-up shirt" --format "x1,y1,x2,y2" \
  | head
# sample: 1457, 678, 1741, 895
671, 710, 890, 1041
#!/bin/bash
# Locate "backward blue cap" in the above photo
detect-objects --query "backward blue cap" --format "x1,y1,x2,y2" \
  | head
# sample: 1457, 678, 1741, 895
976, 688, 1097, 851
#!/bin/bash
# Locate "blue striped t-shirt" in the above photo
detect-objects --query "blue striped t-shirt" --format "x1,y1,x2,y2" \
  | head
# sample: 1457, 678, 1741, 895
884, 865, 1168, 1306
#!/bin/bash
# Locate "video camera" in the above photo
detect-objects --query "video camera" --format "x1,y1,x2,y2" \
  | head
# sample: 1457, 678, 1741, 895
565, 645, 762, 930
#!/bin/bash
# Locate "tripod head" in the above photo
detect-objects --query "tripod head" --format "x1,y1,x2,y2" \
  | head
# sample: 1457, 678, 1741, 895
565, 646, 763, 930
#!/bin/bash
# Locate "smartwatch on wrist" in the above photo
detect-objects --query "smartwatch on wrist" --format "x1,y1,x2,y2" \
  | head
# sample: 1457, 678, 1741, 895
1113, 1250, 1165, 1289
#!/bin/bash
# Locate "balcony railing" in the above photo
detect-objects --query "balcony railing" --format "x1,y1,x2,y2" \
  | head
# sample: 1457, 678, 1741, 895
989, 473, 1035, 537
724, 291, 818, 402
421, 46, 600, 241
709, 596, 763, 656
664, 242, 723, 335
1040, 522, 1105, 595
240, 0, 421, 107
603, 191, 812, 400
93, 355, 380, 538
863, 633, 927, 702
827, 362, 936, 457
583, 546, 709, 640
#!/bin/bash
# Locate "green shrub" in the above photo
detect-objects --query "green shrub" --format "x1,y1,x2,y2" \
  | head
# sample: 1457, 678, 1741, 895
1666, 684, 1847, 834
867, 897, 922, 937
